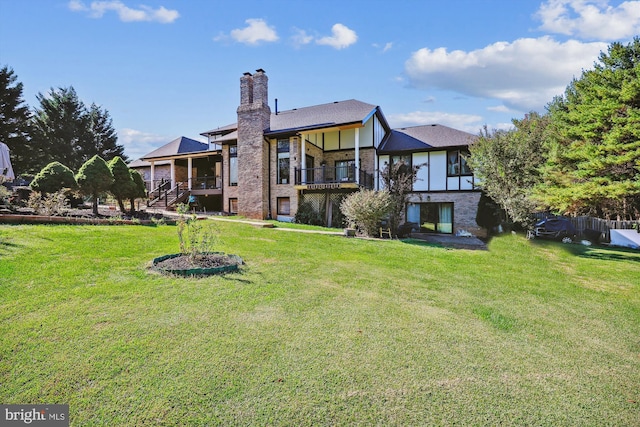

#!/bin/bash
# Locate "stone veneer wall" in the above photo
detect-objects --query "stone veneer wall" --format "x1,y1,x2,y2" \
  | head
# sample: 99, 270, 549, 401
236, 70, 271, 219
406, 191, 484, 237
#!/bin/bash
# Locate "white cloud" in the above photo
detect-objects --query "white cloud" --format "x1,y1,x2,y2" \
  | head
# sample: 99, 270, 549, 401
487, 105, 511, 113
388, 111, 485, 134
68, 1, 179, 23
291, 28, 313, 47
229, 18, 278, 45
118, 128, 174, 160
536, 0, 640, 40
316, 23, 358, 49
404, 36, 607, 112
373, 42, 393, 52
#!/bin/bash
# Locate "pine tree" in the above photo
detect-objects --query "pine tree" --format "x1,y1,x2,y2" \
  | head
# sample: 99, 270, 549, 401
87, 103, 126, 162
31, 87, 90, 172
538, 38, 640, 219
0, 66, 32, 175
30, 87, 127, 172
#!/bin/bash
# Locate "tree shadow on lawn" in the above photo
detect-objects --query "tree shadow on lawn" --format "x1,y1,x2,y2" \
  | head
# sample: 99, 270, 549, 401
533, 239, 640, 263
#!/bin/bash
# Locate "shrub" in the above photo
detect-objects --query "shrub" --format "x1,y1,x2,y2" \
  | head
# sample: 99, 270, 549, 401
27, 190, 69, 216
340, 190, 392, 237
108, 156, 135, 213
294, 201, 324, 226
30, 162, 77, 194
175, 203, 220, 261
76, 155, 114, 215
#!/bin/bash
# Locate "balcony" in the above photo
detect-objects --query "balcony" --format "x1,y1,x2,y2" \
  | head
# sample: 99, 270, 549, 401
294, 165, 374, 190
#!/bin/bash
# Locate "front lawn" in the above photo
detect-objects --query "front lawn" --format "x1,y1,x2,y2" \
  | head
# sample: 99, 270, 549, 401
1, 223, 638, 425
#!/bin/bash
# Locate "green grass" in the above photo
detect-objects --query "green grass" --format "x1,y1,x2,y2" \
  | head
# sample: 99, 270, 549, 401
1, 222, 639, 426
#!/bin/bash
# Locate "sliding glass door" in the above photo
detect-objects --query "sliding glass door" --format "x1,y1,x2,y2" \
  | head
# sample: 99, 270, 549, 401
406, 202, 453, 234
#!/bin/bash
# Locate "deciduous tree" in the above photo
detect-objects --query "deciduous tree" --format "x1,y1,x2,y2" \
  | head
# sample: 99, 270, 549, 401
468, 113, 548, 227
379, 159, 424, 236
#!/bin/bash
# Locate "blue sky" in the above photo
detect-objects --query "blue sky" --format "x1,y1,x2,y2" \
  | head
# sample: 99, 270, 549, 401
1, 0, 639, 161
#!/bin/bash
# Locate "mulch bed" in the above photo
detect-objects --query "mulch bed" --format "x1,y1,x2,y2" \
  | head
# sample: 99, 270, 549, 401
1, 206, 174, 225
153, 253, 240, 270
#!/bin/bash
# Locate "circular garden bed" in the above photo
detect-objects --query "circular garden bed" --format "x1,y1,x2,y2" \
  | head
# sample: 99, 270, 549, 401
151, 252, 243, 276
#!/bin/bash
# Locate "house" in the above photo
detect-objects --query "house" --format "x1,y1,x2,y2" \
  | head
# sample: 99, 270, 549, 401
132, 69, 481, 235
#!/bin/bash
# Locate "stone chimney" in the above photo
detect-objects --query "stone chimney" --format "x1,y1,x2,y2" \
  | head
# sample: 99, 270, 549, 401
236, 69, 271, 219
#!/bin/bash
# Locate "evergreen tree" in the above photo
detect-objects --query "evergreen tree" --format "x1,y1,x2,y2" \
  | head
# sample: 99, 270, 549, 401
30, 87, 127, 172
127, 169, 147, 213
108, 156, 134, 213
31, 87, 90, 172
30, 161, 77, 194
0, 66, 32, 175
76, 155, 114, 215
87, 103, 126, 162
538, 38, 640, 219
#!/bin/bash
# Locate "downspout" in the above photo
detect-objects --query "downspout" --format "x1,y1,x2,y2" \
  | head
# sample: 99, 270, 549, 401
264, 137, 272, 219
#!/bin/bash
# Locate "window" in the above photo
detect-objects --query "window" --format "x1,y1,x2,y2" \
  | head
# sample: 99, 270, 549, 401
390, 154, 412, 175
406, 202, 453, 234
305, 155, 315, 183
229, 198, 238, 214
277, 139, 290, 184
277, 197, 290, 215
335, 160, 355, 181
447, 150, 472, 176
229, 145, 238, 186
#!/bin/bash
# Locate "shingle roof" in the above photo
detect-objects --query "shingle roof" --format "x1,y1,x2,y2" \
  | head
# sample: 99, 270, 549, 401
128, 158, 171, 168
142, 136, 208, 160
267, 99, 381, 135
198, 99, 385, 141
379, 124, 477, 153
200, 122, 238, 136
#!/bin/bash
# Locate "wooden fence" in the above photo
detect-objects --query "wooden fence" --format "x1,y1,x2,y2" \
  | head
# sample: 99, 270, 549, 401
533, 213, 638, 242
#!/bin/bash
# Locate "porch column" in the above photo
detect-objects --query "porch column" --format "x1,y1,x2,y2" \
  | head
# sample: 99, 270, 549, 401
187, 157, 193, 190
150, 161, 155, 190
300, 134, 306, 184
170, 159, 176, 188
355, 127, 360, 184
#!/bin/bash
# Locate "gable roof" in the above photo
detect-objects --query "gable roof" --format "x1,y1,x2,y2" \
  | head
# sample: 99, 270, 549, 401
142, 136, 208, 160
199, 99, 388, 141
267, 99, 384, 136
379, 124, 477, 153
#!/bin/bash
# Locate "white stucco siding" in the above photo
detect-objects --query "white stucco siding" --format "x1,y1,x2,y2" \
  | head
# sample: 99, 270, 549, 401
324, 131, 339, 150
429, 151, 447, 190
413, 152, 429, 191
373, 116, 386, 147
378, 154, 389, 189
361, 117, 374, 147
341, 129, 356, 149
